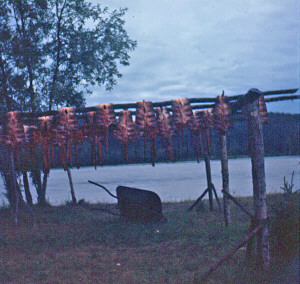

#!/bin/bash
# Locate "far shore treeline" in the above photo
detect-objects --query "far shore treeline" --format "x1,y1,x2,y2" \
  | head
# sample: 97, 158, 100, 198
0, 112, 298, 170
41, 112, 300, 168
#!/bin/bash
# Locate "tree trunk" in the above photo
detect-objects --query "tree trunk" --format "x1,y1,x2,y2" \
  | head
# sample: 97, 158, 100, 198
244, 89, 270, 269
2, 147, 26, 224
14, 2, 36, 112
219, 133, 230, 226
48, 0, 67, 110
0, 55, 12, 110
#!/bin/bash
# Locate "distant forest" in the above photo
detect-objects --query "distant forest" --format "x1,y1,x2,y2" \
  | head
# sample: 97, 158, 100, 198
69, 112, 299, 167
4, 112, 296, 170
225, 112, 299, 157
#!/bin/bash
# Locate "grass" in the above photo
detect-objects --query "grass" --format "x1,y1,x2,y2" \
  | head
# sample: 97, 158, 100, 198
0, 194, 299, 284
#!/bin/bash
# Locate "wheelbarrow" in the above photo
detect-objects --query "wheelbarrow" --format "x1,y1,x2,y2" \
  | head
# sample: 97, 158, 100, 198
88, 180, 165, 222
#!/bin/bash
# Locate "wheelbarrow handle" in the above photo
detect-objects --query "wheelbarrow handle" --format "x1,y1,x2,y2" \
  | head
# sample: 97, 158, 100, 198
88, 180, 167, 222
88, 180, 118, 199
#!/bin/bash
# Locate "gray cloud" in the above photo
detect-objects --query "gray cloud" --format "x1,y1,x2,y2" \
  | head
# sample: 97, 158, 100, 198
87, 0, 299, 113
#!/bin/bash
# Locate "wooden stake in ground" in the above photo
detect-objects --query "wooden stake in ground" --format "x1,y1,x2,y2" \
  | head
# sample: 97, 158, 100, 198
243, 88, 270, 269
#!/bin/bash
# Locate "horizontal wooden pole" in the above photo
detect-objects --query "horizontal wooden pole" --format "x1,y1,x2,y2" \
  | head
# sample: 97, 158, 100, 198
0, 88, 298, 122
265, 94, 300, 103
228, 88, 298, 101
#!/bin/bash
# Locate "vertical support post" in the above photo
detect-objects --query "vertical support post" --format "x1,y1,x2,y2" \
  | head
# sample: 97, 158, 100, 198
219, 133, 230, 226
244, 88, 270, 269
66, 167, 77, 204
204, 155, 213, 211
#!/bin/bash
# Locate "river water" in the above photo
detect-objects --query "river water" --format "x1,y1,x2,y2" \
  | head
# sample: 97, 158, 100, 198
0, 156, 299, 205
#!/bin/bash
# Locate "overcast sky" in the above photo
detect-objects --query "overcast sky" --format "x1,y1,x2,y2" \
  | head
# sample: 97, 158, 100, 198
87, 0, 299, 113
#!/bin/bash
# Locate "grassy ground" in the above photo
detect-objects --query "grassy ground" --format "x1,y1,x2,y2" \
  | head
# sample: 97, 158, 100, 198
0, 194, 299, 284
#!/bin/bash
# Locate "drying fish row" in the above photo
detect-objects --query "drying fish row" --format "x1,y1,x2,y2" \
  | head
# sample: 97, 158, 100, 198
0, 96, 268, 173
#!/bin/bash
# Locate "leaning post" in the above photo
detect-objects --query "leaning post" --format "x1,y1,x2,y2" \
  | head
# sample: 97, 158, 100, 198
66, 167, 77, 204
243, 88, 270, 269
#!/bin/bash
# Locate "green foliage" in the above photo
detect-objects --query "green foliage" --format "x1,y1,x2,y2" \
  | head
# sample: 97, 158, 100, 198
280, 171, 296, 195
0, 0, 136, 207
0, 0, 136, 112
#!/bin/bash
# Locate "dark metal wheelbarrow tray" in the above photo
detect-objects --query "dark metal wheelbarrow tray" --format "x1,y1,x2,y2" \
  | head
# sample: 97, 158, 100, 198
88, 180, 165, 222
